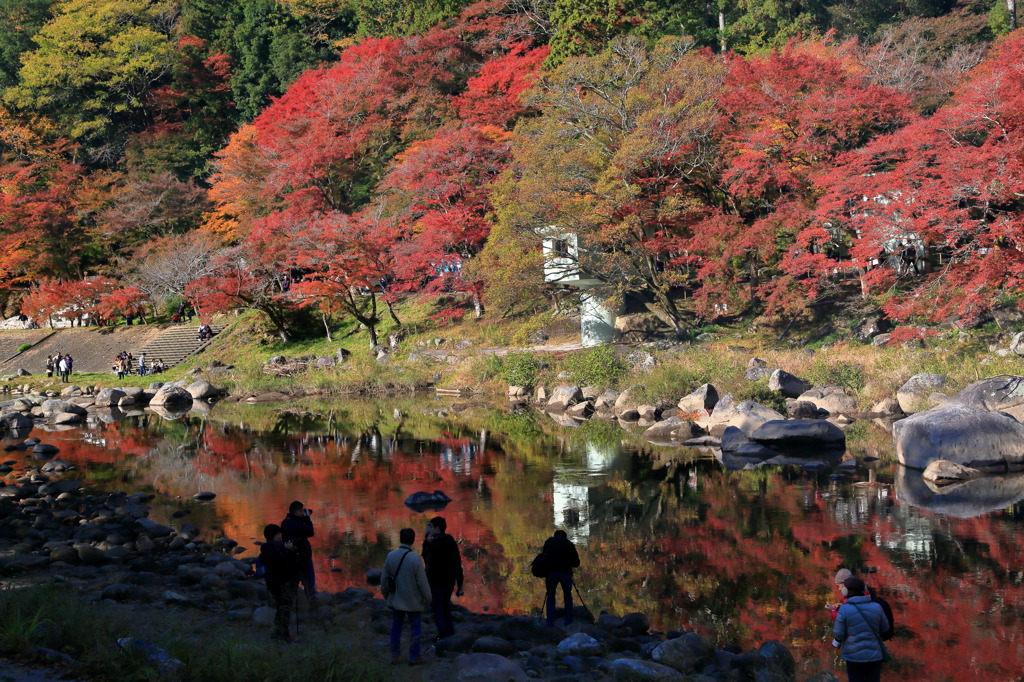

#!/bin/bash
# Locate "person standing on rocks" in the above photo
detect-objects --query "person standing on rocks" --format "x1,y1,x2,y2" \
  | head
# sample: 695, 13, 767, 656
422, 516, 463, 640
280, 501, 316, 602
382, 528, 431, 665
832, 576, 889, 682
260, 523, 302, 642
542, 529, 581, 627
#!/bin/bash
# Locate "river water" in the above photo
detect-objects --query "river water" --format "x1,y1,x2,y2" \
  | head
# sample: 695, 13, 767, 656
24, 398, 1024, 681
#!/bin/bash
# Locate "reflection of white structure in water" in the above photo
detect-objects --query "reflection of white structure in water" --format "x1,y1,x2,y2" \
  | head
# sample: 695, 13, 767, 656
552, 443, 619, 545
828, 482, 936, 562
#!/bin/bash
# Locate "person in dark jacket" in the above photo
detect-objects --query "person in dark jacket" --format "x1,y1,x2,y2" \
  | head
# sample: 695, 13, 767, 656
280, 500, 316, 601
421, 516, 463, 639
542, 529, 581, 627
833, 577, 889, 682
260, 524, 303, 642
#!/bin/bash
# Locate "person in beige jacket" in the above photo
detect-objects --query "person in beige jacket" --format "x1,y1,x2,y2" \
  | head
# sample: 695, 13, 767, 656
382, 528, 432, 665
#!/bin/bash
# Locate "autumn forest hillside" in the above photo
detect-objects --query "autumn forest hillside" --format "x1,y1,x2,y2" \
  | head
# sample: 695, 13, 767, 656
0, 0, 1022, 347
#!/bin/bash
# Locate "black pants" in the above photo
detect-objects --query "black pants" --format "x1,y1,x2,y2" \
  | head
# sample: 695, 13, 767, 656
846, 660, 882, 682
430, 585, 454, 638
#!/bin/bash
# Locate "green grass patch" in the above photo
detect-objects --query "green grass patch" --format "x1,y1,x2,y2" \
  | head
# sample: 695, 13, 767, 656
559, 346, 628, 388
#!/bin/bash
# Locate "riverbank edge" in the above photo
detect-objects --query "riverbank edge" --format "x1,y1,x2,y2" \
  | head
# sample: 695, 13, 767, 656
0, 453, 840, 682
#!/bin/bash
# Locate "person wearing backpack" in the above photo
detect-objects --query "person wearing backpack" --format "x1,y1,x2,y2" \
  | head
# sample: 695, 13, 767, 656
541, 529, 580, 627
832, 577, 890, 682
382, 528, 431, 666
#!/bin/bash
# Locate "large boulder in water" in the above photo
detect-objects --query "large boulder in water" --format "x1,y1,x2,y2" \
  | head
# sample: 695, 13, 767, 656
896, 465, 1024, 518
41, 399, 86, 416
893, 404, 1024, 472
643, 417, 700, 445
94, 388, 126, 408
0, 412, 33, 437
150, 385, 193, 408
750, 419, 845, 450
896, 373, 948, 415
947, 375, 1024, 421
695, 395, 784, 436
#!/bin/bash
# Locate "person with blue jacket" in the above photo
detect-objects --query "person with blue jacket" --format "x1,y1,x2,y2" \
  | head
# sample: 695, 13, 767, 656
832, 576, 890, 682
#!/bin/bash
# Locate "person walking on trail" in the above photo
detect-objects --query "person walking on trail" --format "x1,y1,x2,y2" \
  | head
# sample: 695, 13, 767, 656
422, 516, 463, 640
382, 528, 431, 666
280, 501, 316, 602
541, 529, 581, 627
833, 577, 890, 682
259, 523, 302, 643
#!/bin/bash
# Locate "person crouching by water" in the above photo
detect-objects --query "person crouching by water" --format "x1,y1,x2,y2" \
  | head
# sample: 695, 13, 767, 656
543, 529, 580, 627
832, 576, 889, 682
260, 523, 302, 643
382, 528, 431, 666
422, 516, 463, 640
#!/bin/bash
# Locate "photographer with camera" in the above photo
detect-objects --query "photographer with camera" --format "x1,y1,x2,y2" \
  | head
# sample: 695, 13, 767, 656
281, 501, 316, 602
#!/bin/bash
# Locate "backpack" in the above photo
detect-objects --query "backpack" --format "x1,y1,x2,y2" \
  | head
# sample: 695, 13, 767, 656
872, 595, 895, 641
383, 549, 411, 595
530, 552, 551, 578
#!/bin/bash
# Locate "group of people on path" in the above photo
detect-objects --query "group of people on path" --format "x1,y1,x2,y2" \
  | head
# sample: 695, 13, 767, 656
257, 509, 894, 680
44, 354, 73, 382
111, 351, 167, 378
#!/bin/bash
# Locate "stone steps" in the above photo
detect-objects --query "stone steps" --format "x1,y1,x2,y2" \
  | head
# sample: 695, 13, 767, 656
132, 325, 226, 370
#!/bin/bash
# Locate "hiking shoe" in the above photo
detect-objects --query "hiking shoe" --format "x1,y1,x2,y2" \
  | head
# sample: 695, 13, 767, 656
408, 657, 427, 666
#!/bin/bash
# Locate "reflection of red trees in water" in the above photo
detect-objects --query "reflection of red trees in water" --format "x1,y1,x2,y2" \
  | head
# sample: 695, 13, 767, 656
42, 422, 1024, 680
636, 473, 1024, 681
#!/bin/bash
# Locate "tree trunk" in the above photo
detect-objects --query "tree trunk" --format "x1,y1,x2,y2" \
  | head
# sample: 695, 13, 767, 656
1010, 0, 1018, 29
366, 324, 378, 348
719, 10, 727, 52
472, 292, 484, 319
322, 312, 333, 341
385, 298, 402, 326
643, 299, 688, 339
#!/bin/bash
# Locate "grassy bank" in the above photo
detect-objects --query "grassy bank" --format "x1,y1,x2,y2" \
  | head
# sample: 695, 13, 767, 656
7, 295, 1020, 407
0, 583, 390, 682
